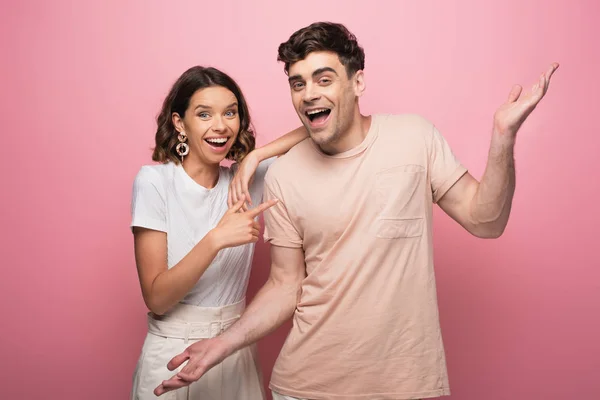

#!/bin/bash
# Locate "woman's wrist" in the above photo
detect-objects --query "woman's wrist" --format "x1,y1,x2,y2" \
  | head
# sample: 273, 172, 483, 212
247, 147, 266, 163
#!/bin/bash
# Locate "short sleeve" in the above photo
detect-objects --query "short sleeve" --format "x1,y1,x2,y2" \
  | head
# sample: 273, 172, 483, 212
429, 125, 468, 203
262, 172, 303, 248
130, 166, 167, 232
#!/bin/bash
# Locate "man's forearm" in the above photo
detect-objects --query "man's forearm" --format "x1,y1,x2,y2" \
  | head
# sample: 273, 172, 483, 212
470, 133, 516, 237
220, 277, 299, 351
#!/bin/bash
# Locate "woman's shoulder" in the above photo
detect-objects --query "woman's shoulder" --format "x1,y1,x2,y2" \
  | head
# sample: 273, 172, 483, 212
133, 162, 175, 187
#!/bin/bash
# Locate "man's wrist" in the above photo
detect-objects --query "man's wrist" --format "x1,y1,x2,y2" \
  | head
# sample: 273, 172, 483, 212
218, 328, 245, 354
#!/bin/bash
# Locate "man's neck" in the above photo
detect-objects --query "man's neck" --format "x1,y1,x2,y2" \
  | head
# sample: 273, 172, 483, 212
319, 113, 371, 155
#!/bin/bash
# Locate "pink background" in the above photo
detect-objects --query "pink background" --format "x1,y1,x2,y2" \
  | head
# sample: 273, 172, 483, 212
2, 0, 599, 399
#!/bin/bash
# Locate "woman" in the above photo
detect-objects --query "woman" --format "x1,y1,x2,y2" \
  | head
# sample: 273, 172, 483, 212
129, 65, 306, 399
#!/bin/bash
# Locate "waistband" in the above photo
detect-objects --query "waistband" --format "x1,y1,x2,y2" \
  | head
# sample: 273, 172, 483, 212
147, 298, 245, 343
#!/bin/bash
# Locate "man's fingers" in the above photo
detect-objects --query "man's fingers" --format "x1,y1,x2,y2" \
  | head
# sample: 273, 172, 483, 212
159, 377, 189, 390
541, 73, 548, 95
154, 375, 188, 395
546, 63, 559, 80
535, 63, 559, 99
248, 198, 279, 218
507, 84, 522, 103
167, 351, 190, 371
177, 371, 201, 382
543, 63, 559, 95
154, 384, 167, 396
177, 362, 207, 382
177, 350, 218, 381
530, 74, 545, 103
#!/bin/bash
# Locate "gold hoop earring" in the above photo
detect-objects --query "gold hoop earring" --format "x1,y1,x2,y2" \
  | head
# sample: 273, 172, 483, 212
176, 132, 189, 163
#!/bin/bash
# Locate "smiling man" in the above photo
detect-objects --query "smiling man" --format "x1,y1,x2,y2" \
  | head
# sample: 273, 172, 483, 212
155, 22, 558, 400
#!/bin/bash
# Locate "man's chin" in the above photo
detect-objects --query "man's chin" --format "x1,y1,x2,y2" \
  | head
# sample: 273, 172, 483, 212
309, 130, 335, 146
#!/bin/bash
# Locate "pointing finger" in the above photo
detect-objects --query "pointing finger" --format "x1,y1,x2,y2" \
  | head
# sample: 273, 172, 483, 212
248, 198, 279, 218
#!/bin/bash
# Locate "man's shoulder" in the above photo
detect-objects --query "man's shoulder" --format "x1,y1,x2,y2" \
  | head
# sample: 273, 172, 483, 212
376, 113, 435, 132
264, 137, 313, 183
374, 113, 439, 151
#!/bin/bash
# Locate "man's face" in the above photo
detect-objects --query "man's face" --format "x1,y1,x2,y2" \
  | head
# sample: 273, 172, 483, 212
287, 51, 361, 148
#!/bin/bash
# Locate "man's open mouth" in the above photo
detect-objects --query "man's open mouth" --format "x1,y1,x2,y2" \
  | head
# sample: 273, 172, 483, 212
306, 108, 331, 123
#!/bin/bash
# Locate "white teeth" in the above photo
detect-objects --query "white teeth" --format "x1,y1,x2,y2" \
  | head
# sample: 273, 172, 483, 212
307, 108, 329, 115
206, 138, 228, 144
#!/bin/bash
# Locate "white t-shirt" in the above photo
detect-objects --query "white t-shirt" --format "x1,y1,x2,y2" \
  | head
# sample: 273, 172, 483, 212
130, 158, 275, 307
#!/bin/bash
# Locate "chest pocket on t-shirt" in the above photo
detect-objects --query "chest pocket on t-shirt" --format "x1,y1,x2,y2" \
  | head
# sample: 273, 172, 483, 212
375, 164, 426, 239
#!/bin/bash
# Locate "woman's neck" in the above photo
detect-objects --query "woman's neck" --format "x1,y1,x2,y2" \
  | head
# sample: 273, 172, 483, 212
181, 157, 220, 189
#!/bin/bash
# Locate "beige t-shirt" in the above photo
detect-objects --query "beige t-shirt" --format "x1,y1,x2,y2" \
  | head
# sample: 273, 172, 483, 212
263, 114, 468, 400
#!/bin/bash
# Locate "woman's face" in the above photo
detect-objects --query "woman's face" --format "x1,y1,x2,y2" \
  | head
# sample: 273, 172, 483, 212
173, 85, 241, 166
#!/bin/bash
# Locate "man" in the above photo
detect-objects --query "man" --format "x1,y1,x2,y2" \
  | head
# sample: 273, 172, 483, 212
155, 22, 558, 399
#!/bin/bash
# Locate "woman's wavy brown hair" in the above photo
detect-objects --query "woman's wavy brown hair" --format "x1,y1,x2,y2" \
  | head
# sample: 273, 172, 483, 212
152, 66, 255, 164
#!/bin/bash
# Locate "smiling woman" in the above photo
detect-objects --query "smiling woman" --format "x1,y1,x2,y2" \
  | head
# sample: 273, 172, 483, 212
153, 67, 255, 167
172, 86, 242, 165
128, 66, 307, 400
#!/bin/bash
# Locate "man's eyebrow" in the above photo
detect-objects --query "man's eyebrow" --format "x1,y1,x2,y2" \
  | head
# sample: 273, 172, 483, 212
288, 67, 339, 83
